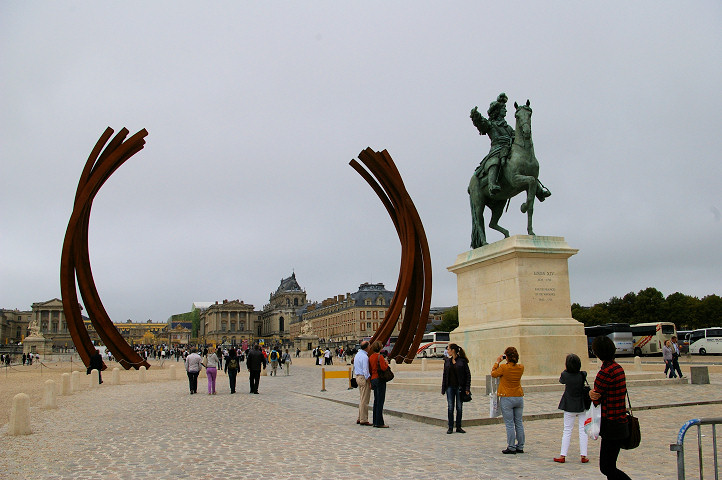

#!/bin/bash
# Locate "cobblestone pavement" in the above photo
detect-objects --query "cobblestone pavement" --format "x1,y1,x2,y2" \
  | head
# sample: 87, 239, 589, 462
1, 361, 720, 480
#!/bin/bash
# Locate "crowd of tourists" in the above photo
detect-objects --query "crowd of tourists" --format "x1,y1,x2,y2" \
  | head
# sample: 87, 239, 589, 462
349, 335, 635, 479
182, 343, 293, 395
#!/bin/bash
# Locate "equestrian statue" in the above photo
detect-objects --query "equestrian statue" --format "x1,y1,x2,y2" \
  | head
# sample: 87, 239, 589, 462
468, 93, 551, 248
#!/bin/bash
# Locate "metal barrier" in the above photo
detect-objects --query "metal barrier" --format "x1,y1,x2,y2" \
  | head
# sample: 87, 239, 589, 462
670, 417, 721, 480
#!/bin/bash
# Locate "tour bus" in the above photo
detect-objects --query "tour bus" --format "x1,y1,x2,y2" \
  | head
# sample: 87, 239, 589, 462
688, 328, 722, 355
416, 331, 451, 358
584, 323, 634, 357
677, 330, 692, 354
630, 322, 677, 356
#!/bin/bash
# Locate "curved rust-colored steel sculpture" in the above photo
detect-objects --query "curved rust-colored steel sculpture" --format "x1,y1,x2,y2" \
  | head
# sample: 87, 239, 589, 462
350, 148, 432, 363
61, 127, 151, 370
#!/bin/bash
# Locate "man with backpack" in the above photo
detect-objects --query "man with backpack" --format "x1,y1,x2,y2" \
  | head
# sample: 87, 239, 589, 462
269, 348, 280, 376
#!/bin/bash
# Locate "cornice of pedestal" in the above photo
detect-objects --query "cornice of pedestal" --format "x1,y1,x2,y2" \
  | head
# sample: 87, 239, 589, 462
448, 235, 579, 273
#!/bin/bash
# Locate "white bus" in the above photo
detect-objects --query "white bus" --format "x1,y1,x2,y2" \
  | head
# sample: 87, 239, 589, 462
630, 322, 676, 356
585, 324, 634, 357
688, 328, 722, 355
416, 331, 450, 358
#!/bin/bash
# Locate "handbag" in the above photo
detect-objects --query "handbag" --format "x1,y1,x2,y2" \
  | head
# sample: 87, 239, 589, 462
621, 392, 641, 450
350, 377, 358, 388
582, 377, 592, 411
377, 355, 394, 382
461, 391, 472, 403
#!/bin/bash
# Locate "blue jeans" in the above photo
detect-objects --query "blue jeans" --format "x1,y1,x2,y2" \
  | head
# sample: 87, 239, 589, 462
500, 396, 525, 451
446, 386, 463, 428
371, 378, 386, 426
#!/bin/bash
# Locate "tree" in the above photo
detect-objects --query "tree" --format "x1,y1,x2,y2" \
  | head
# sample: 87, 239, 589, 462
665, 292, 699, 330
632, 287, 665, 324
434, 306, 458, 332
696, 294, 722, 329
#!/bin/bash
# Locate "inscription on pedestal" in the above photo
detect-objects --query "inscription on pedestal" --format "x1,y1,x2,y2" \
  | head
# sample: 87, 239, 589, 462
533, 271, 557, 303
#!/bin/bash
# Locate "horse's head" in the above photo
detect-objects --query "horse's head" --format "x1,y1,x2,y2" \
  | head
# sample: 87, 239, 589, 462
514, 99, 532, 139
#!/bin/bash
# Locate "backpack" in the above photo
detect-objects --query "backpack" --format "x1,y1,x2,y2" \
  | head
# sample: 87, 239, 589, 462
270, 351, 278, 361
228, 358, 238, 370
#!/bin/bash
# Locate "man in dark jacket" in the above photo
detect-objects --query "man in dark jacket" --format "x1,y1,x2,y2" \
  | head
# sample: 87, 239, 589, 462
87, 348, 104, 384
246, 344, 267, 394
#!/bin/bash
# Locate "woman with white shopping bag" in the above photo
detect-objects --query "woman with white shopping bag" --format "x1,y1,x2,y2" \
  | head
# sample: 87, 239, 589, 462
554, 353, 590, 464
589, 336, 632, 480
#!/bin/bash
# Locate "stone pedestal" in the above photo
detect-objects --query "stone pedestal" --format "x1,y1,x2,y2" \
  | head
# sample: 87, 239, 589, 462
22, 335, 52, 355
448, 235, 588, 378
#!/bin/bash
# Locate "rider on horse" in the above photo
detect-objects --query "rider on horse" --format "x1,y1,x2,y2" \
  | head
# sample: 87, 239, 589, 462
470, 93, 551, 201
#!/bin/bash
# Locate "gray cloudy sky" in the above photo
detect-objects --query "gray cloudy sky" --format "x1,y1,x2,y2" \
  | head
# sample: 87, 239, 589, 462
2, 2, 720, 323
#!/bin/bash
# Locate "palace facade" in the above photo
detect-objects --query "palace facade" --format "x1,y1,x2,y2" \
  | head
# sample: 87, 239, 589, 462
291, 282, 403, 351
259, 273, 307, 346
198, 299, 258, 347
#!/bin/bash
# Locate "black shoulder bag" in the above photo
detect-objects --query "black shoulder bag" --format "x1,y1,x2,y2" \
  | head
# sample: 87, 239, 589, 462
377, 355, 394, 382
621, 392, 641, 450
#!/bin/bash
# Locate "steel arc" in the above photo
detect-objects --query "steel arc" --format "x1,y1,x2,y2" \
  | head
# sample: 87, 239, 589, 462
350, 148, 432, 363
60, 127, 151, 370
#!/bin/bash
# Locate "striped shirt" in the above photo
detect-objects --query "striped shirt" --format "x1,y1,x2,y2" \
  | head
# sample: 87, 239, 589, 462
593, 360, 627, 422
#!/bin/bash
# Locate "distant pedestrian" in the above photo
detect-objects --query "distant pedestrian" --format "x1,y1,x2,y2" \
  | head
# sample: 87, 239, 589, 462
184, 347, 202, 394
295, 348, 300, 358
204, 348, 220, 395
491, 346, 525, 454
225, 348, 240, 394
269, 348, 280, 376
441, 343, 471, 434
22, 353, 27, 366
282, 349, 292, 375
87, 349, 104, 384
369, 340, 390, 428
246, 344, 267, 394
671, 336, 683, 378
554, 353, 589, 464
662, 340, 676, 378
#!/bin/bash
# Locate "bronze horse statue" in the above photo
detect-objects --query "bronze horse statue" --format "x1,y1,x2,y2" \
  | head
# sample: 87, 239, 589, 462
468, 100, 544, 248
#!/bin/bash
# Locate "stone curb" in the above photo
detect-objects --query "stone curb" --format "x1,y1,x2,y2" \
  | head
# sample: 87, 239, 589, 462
299, 391, 722, 428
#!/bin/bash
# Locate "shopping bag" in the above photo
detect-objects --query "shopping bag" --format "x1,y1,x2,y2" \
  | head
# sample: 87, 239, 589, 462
583, 404, 601, 440
489, 377, 501, 417
489, 394, 501, 417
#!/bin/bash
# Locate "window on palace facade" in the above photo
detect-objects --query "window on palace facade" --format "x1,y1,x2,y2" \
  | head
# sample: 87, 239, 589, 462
360, 322, 365, 331
373, 311, 378, 320
367, 322, 371, 328
373, 322, 378, 329
376, 297, 384, 305
365, 299, 372, 306
360, 311, 365, 320
230, 321, 236, 331
240, 322, 244, 331
380, 311, 385, 318
221, 321, 227, 332
366, 311, 371, 320
286, 298, 290, 306
279, 317, 285, 331
52, 322, 58, 333
294, 298, 298, 306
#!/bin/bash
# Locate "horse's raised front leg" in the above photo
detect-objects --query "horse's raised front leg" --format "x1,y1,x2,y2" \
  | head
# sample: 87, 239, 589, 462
488, 202, 509, 238
517, 175, 537, 235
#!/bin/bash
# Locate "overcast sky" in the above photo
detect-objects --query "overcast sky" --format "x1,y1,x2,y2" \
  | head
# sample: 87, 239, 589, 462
2, 2, 720, 323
